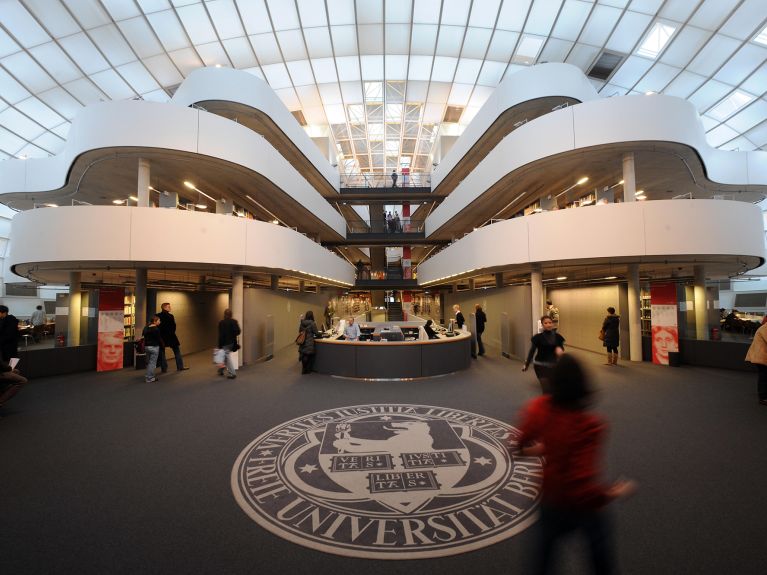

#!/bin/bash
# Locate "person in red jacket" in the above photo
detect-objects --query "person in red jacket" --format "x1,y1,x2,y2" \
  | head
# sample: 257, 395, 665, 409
513, 354, 637, 575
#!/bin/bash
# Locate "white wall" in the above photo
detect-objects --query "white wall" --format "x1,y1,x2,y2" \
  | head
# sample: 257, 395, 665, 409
548, 285, 622, 355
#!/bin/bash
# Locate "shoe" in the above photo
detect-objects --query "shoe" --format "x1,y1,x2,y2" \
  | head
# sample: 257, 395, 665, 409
227, 374, 236, 379
146, 377, 157, 383
177, 367, 189, 371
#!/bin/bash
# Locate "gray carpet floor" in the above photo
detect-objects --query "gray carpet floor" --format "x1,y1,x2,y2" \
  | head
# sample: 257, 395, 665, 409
2, 345, 766, 575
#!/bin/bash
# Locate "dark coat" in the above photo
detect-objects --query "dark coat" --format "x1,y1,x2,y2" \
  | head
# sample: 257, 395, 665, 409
475, 310, 487, 333
0, 314, 19, 361
602, 314, 620, 347
424, 323, 438, 340
218, 318, 241, 348
157, 310, 180, 347
142, 323, 163, 347
299, 319, 320, 355
455, 311, 465, 329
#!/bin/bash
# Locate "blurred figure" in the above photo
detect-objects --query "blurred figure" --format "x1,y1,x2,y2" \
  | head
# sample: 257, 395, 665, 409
514, 354, 637, 575
745, 322, 767, 406
31, 305, 46, 343
475, 304, 487, 356
546, 299, 560, 331
343, 317, 361, 341
601, 307, 620, 366
523, 316, 565, 393
298, 310, 320, 374
423, 319, 439, 340
453, 304, 465, 329
142, 315, 162, 383
0, 357, 27, 412
390, 169, 398, 187
0, 305, 19, 361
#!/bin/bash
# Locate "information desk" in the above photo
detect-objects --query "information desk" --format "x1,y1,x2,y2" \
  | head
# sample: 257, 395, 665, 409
314, 329, 471, 379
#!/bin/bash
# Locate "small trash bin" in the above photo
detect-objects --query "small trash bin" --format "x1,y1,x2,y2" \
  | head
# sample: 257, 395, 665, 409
668, 351, 681, 367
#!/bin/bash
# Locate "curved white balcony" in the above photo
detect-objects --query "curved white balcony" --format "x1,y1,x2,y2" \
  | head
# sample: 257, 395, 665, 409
419, 200, 764, 285
8, 206, 354, 287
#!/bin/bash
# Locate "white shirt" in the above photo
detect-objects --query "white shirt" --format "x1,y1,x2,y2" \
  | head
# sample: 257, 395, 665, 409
31, 309, 46, 326
344, 323, 361, 340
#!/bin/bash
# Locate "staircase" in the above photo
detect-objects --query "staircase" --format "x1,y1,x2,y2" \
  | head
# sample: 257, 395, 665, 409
387, 301, 403, 321
386, 263, 403, 280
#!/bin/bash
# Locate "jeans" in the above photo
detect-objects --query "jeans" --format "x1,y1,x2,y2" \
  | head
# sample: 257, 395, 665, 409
159, 344, 184, 371
223, 344, 236, 377
145, 345, 159, 381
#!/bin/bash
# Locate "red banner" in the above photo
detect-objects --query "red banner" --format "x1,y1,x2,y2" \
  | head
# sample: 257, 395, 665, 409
97, 288, 125, 372
650, 283, 679, 365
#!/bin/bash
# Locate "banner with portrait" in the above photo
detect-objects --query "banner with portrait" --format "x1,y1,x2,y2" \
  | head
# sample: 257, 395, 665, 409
97, 288, 125, 372
650, 283, 679, 365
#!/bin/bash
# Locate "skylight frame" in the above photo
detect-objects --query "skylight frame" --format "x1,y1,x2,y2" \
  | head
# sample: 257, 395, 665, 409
636, 21, 677, 60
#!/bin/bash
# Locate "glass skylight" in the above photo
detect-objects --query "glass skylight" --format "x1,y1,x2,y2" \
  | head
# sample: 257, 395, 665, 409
708, 90, 756, 122
754, 25, 767, 46
637, 22, 676, 59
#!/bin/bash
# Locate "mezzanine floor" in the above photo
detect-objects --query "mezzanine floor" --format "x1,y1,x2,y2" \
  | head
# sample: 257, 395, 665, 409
2, 346, 766, 575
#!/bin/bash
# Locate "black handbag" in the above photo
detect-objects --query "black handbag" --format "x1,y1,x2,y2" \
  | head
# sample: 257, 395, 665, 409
231, 338, 240, 352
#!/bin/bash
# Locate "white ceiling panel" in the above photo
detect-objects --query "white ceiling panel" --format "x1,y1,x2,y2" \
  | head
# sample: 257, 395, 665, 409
303, 27, 334, 58
319, 83, 343, 105
90, 69, 135, 99
634, 62, 681, 93
688, 79, 734, 113
15, 97, 65, 129
714, 43, 767, 87
629, 0, 664, 16
461, 27, 492, 59
688, 0, 740, 30
552, 0, 592, 42
332, 25, 359, 57
267, 0, 300, 31
385, 24, 411, 54
486, 30, 519, 61
427, 81, 451, 103
441, 0, 471, 27
705, 123, 739, 147
340, 80, 363, 103
477, 60, 506, 86
142, 53, 184, 86
32, 131, 66, 154
62, 77, 108, 104
51, 121, 71, 138
745, 120, 767, 147
565, 43, 600, 72
336, 56, 361, 81
327, 0, 356, 26
718, 0, 766, 41
408, 55, 433, 80
719, 135, 756, 151
659, 25, 711, 68
58, 32, 111, 75
311, 58, 339, 83
0, 1, 51, 48
469, 0, 502, 29
118, 60, 160, 93
28, 42, 81, 84
469, 84, 493, 107
605, 10, 653, 54
276, 29, 307, 61
274, 86, 300, 110
261, 62, 293, 89
658, 0, 698, 24
0, 126, 26, 154
540, 37, 573, 63
0, 27, 20, 59
147, 10, 191, 52
385, 55, 409, 80
436, 26, 465, 58
0, 107, 45, 140
24, 0, 81, 38
687, 34, 741, 77
1, 51, 57, 92
137, 1, 172, 14
89, 24, 138, 67
15, 142, 48, 158
358, 25, 384, 55
448, 82, 473, 105
37, 87, 83, 119
609, 54, 654, 88
250, 33, 283, 65
222, 37, 257, 68
431, 56, 458, 82
117, 17, 165, 59
193, 42, 229, 68
236, 0, 273, 35
168, 47, 203, 76
406, 80, 429, 101
295, 84, 322, 108
741, 62, 767, 96
524, 0, 562, 36
413, 0, 441, 25
699, 114, 719, 132
411, 24, 438, 55
361, 54, 384, 79
497, 0, 532, 32
100, 0, 143, 21
297, 0, 328, 27
286, 59, 315, 86
727, 99, 767, 133
177, 4, 218, 45
207, 0, 245, 40
454, 58, 483, 84
579, 4, 623, 47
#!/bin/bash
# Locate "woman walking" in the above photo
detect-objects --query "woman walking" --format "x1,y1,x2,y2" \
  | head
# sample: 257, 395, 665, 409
523, 316, 565, 393
602, 307, 620, 366
299, 310, 321, 374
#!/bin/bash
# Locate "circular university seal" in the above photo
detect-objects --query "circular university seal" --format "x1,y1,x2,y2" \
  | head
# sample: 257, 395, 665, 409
231, 404, 542, 559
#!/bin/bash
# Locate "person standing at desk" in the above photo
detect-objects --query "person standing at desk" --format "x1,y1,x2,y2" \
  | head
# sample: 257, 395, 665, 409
453, 304, 465, 329
343, 317, 361, 341
0, 305, 19, 361
31, 305, 46, 343
423, 319, 439, 340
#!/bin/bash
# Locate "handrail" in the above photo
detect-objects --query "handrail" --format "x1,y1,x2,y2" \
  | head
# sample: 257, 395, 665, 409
346, 218, 426, 234
340, 172, 431, 188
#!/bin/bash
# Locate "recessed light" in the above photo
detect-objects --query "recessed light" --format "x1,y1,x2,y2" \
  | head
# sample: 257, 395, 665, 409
556, 276, 567, 281
604, 276, 618, 280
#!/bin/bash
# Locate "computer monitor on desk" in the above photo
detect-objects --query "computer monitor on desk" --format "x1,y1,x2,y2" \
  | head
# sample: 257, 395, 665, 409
380, 329, 404, 342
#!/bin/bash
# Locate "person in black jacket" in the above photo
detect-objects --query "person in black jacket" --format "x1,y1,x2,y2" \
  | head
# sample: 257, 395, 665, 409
158, 303, 188, 372
298, 310, 321, 374
0, 305, 19, 361
522, 316, 565, 393
453, 305, 465, 329
0, 357, 27, 411
602, 307, 620, 366
423, 319, 439, 340
475, 304, 487, 356
218, 309, 241, 379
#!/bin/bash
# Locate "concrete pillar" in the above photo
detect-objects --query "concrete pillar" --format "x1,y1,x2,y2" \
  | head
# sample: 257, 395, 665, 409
137, 158, 150, 207
622, 152, 636, 202
627, 263, 642, 361
530, 265, 543, 334
270, 275, 279, 290
495, 273, 503, 288
135, 268, 147, 336
232, 272, 244, 367
694, 265, 708, 340
68, 271, 82, 346
298, 280, 305, 293
468, 278, 476, 290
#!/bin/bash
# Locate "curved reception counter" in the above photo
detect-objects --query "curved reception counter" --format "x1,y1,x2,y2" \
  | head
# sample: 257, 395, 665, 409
314, 331, 472, 379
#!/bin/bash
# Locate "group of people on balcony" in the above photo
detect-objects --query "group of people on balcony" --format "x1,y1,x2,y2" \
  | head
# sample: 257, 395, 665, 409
386, 211, 402, 233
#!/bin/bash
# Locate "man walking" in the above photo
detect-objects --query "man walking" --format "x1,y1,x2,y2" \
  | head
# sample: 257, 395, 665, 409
158, 302, 188, 372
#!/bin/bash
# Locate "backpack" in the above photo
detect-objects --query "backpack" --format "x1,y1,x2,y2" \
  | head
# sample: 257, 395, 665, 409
295, 329, 306, 346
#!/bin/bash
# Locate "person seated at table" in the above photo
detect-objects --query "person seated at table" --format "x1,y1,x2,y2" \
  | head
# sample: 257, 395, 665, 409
343, 317, 361, 341
423, 319, 439, 340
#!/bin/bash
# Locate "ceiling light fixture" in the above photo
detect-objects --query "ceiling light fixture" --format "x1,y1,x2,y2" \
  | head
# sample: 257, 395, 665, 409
129, 195, 138, 202
555, 177, 589, 199
245, 194, 287, 227
556, 276, 567, 281
183, 181, 216, 201
112, 199, 125, 205
604, 276, 618, 280
634, 189, 645, 196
